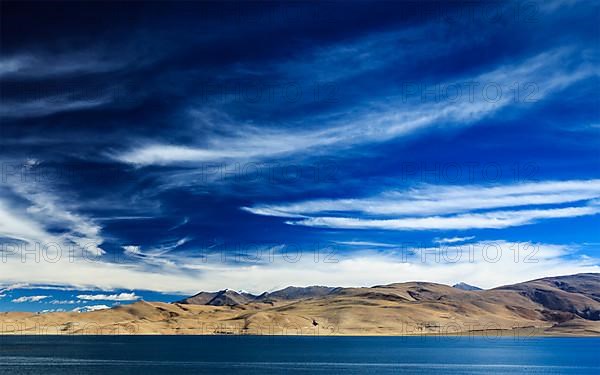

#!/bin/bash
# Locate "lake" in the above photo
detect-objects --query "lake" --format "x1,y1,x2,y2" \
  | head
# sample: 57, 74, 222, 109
0, 336, 598, 374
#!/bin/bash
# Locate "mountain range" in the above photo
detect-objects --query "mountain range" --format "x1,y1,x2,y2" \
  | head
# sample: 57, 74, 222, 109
177, 286, 340, 306
1, 273, 598, 336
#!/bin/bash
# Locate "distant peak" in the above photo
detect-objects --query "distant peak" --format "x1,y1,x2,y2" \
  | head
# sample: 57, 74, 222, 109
453, 282, 482, 291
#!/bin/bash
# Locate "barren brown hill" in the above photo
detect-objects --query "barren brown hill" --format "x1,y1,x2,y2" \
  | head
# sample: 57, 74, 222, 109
1, 273, 598, 336
178, 289, 255, 306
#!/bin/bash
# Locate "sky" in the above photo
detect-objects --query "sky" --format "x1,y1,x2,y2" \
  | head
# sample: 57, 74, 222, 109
0, 0, 599, 312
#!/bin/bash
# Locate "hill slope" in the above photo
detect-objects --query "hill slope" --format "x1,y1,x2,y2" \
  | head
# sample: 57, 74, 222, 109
1, 273, 598, 336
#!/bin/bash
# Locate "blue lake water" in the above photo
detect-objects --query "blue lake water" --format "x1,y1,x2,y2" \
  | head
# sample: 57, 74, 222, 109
0, 336, 598, 374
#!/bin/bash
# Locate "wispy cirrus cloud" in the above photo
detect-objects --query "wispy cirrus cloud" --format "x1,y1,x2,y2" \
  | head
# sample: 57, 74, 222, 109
122, 237, 190, 263
0, 173, 105, 256
434, 236, 476, 244
113, 48, 597, 166
291, 206, 599, 231
0, 48, 150, 119
0, 94, 115, 119
0, 53, 121, 79
334, 241, 398, 248
12, 295, 49, 303
244, 179, 600, 231
245, 180, 600, 217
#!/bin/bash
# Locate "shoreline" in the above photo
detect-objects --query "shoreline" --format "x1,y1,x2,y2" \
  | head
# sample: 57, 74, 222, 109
0, 335, 598, 338
1, 330, 599, 337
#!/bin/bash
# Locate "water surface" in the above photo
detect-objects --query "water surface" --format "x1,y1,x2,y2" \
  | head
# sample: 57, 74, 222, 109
0, 336, 598, 374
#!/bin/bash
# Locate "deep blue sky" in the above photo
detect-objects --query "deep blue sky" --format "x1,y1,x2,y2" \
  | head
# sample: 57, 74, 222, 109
0, 0, 599, 312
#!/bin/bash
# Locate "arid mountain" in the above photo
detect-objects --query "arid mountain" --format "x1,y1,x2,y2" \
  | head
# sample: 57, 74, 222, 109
178, 286, 340, 306
1, 273, 599, 336
176, 291, 219, 305
493, 273, 600, 321
178, 289, 255, 306
256, 286, 339, 302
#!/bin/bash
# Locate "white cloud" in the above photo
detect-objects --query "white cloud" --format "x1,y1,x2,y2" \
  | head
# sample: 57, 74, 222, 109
245, 179, 600, 217
77, 292, 139, 301
40, 308, 66, 314
0, 50, 135, 119
290, 205, 600, 231
0, 237, 597, 294
49, 300, 78, 305
245, 179, 600, 231
113, 48, 597, 166
0, 199, 52, 245
0, 94, 114, 119
173, 241, 600, 292
0, 255, 205, 295
0, 52, 124, 79
122, 245, 141, 255
121, 238, 190, 264
335, 241, 398, 248
0, 174, 105, 257
73, 305, 111, 313
434, 236, 476, 244
12, 295, 49, 303
0, 56, 25, 76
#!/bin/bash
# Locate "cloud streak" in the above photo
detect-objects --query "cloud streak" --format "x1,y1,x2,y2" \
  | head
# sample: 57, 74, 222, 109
113, 48, 597, 166
12, 295, 49, 303
434, 236, 476, 244
245, 179, 600, 230
290, 206, 600, 231
73, 305, 111, 312
0, 94, 115, 119
77, 292, 140, 301
0, 186, 105, 256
